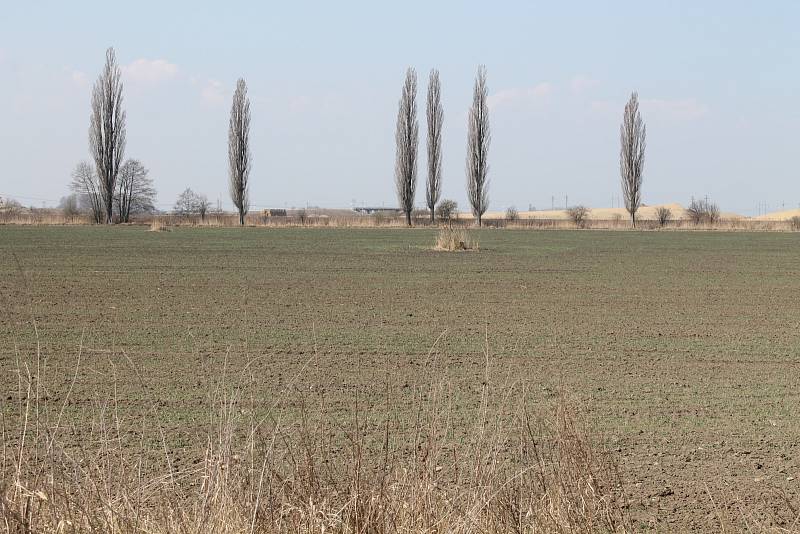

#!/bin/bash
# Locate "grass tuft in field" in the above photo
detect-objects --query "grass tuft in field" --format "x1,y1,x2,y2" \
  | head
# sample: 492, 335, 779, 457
434, 227, 478, 251
148, 218, 170, 232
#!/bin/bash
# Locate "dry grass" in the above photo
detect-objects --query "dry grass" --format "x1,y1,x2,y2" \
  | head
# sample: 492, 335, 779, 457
5, 208, 800, 232
0, 211, 90, 226
434, 228, 478, 251
1, 337, 630, 533
148, 218, 170, 232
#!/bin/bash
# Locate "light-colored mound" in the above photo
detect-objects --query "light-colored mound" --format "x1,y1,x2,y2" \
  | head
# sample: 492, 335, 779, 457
752, 208, 800, 221
463, 203, 681, 221
460, 202, 746, 221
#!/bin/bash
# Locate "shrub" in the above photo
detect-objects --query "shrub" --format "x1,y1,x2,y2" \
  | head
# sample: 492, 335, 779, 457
790, 216, 800, 231
567, 205, 590, 228
505, 206, 519, 222
435, 228, 477, 251
59, 194, 81, 218
372, 210, 385, 226
436, 199, 458, 225
687, 198, 720, 225
0, 196, 23, 217
656, 206, 672, 227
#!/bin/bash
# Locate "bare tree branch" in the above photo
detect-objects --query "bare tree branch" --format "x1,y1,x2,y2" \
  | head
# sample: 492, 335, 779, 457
620, 92, 646, 227
467, 65, 490, 227
426, 69, 443, 223
89, 47, 126, 224
395, 68, 418, 227
229, 78, 251, 226
70, 161, 103, 223
116, 159, 155, 222
174, 188, 210, 220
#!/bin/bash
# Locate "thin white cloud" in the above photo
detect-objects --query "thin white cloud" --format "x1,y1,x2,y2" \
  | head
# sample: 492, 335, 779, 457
200, 79, 225, 104
122, 58, 178, 85
488, 82, 553, 110
640, 98, 708, 121
570, 75, 599, 94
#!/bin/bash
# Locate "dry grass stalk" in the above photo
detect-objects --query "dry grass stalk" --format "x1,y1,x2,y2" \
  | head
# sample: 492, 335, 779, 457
148, 219, 170, 232
2, 335, 632, 533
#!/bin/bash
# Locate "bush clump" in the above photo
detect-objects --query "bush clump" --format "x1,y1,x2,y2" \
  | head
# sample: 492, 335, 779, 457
686, 198, 720, 225
505, 206, 519, 222
656, 206, 672, 227
567, 205, 590, 228
435, 199, 459, 225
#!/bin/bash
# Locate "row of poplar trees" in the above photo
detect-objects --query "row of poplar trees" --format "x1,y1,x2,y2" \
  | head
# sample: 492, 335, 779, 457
394, 66, 491, 226
86, 47, 645, 228
393, 67, 647, 227
86, 47, 251, 225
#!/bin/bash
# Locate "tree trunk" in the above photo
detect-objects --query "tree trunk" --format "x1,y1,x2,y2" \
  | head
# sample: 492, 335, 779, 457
477, 214, 482, 227
239, 211, 244, 226
405, 211, 412, 227
430, 209, 435, 224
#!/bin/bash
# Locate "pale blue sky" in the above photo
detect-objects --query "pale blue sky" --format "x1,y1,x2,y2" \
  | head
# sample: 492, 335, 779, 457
1, 0, 799, 215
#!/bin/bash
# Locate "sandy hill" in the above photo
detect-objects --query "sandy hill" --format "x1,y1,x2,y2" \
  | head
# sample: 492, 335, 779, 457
752, 209, 800, 221
469, 203, 744, 221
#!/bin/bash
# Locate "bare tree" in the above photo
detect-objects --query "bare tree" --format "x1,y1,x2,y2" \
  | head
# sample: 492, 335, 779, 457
116, 159, 156, 222
687, 197, 720, 225
70, 161, 103, 223
229, 78, 251, 226
197, 195, 211, 221
395, 68, 418, 227
436, 199, 458, 226
567, 205, 591, 228
174, 188, 196, 216
467, 66, 490, 227
173, 188, 211, 220
620, 92, 646, 227
59, 195, 81, 218
505, 206, 519, 222
89, 47, 126, 224
656, 206, 672, 227
174, 188, 199, 215
426, 69, 443, 223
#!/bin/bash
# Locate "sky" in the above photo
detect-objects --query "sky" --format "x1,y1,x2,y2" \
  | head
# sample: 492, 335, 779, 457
1, 0, 799, 216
